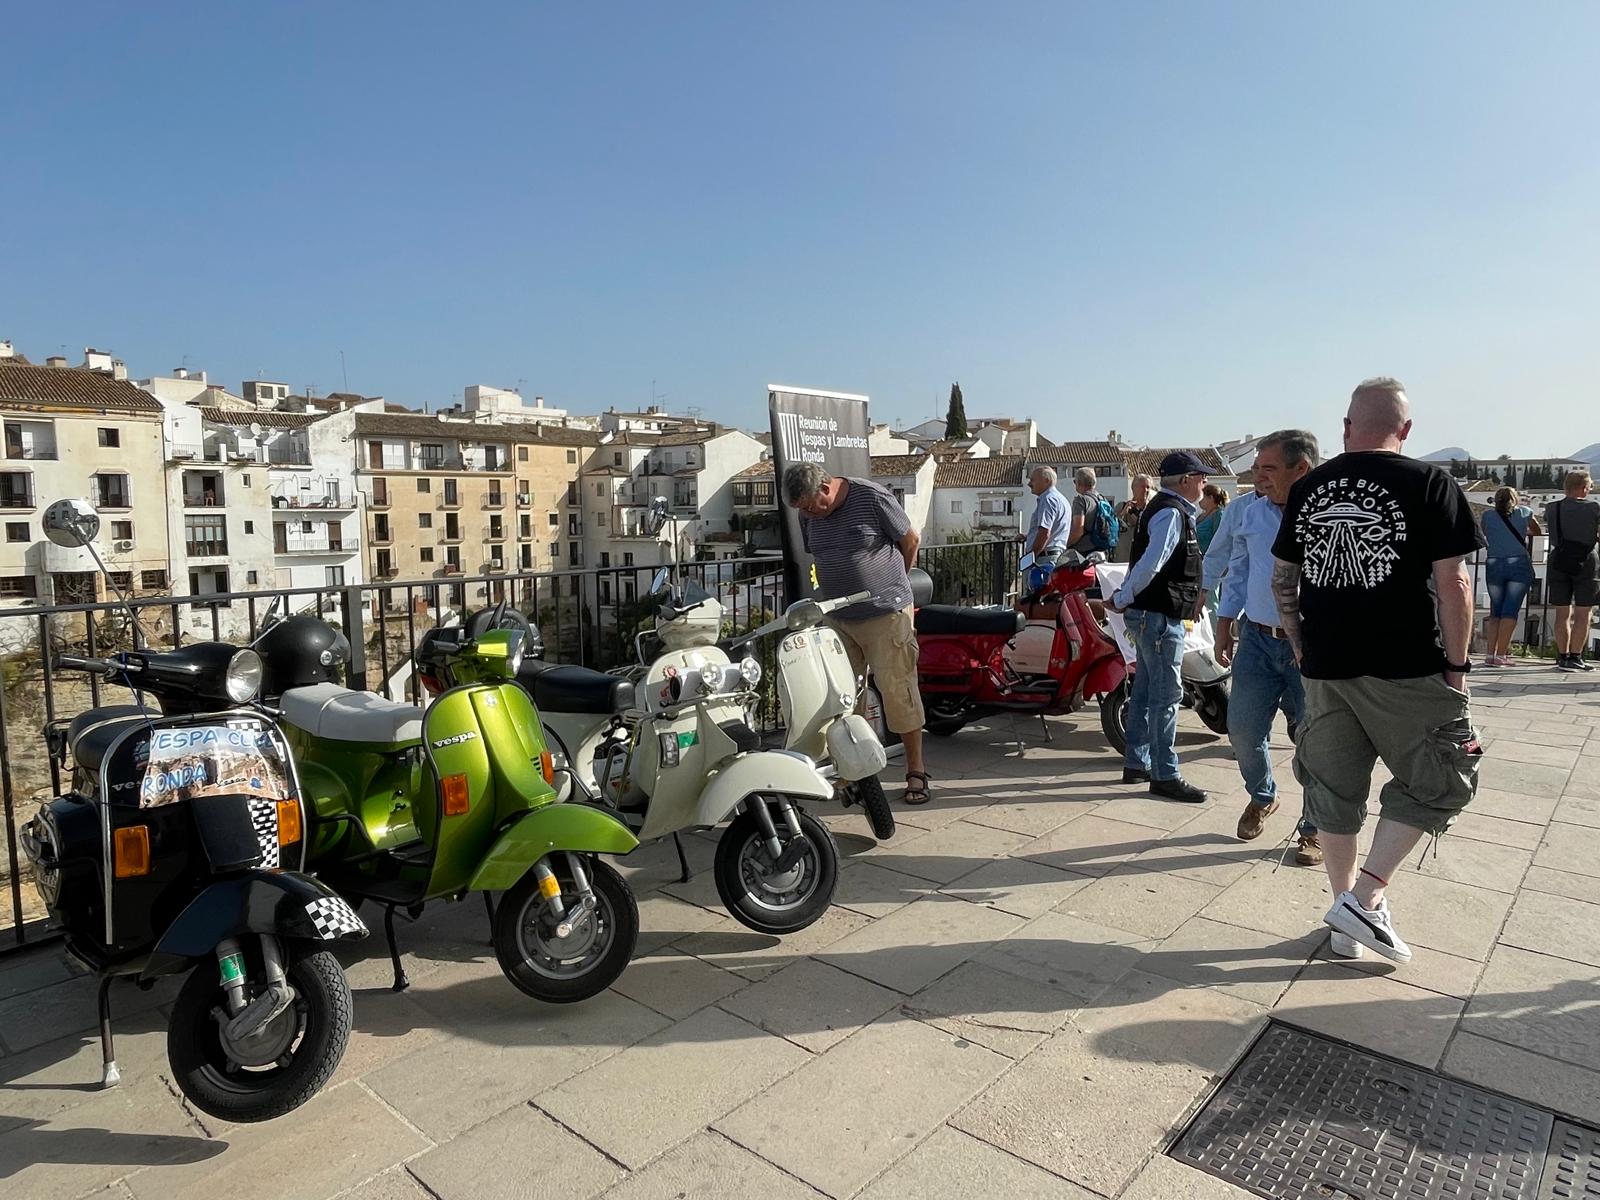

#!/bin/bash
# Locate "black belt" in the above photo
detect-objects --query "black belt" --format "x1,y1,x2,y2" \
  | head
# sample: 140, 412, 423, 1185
1248, 620, 1289, 640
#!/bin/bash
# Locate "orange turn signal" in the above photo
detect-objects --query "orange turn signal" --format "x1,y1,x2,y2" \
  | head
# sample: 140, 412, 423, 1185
442, 772, 471, 816
113, 825, 151, 878
539, 751, 554, 785
276, 799, 302, 845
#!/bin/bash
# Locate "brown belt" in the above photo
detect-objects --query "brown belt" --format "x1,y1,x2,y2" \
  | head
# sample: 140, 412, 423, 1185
1248, 620, 1289, 640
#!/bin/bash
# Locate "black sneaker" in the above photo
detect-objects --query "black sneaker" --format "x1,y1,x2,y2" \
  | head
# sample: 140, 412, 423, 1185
1577, 657, 1595, 672
1558, 655, 1581, 672
1150, 777, 1208, 803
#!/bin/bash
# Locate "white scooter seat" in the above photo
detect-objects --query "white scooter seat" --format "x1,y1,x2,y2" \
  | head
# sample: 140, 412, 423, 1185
280, 683, 424, 745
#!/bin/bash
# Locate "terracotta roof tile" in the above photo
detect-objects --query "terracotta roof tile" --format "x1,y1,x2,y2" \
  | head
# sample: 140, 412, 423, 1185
870, 452, 931, 476
198, 407, 320, 429
1121, 446, 1230, 477
0, 361, 161, 413
1028, 440, 1123, 465
733, 460, 775, 479
933, 455, 1028, 488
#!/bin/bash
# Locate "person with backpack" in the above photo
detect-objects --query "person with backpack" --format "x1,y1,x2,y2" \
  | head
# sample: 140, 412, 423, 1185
1543, 469, 1600, 671
1067, 467, 1119, 556
1480, 486, 1541, 667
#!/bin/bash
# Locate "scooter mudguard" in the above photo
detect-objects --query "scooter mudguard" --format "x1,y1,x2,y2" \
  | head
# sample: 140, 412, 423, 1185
1082, 652, 1130, 700
692, 750, 832, 828
468, 802, 640, 892
143, 870, 367, 980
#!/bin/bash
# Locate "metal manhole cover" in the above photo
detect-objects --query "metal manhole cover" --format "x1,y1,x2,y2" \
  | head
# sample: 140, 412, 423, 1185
1172, 1022, 1560, 1199
1543, 1122, 1600, 1200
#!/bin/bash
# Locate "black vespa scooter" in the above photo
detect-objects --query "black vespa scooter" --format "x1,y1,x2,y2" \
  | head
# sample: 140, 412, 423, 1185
19, 500, 368, 1123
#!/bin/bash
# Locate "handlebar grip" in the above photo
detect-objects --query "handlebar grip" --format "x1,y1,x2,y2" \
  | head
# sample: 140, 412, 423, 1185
54, 654, 112, 673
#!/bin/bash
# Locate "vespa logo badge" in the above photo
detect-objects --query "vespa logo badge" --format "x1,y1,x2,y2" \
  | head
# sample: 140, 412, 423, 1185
431, 731, 479, 749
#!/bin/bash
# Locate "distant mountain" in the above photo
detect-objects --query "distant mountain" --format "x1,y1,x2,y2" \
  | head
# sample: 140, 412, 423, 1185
1570, 443, 1600, 467
1422, 446, 1474, 462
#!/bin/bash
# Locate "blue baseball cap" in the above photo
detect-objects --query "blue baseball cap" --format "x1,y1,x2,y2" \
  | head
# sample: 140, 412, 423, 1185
1157, 450, 1213, 477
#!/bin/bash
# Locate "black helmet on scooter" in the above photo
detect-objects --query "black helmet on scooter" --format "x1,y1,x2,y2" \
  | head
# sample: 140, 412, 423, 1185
256, 615, 351, 695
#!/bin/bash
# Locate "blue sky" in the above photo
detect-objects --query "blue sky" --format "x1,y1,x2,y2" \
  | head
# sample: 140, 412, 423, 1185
3, 3, 1597, 456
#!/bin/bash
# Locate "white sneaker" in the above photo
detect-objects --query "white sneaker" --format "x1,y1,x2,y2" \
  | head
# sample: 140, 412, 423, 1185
1324, 891, 1412, 963
1328, 931, 1365, 959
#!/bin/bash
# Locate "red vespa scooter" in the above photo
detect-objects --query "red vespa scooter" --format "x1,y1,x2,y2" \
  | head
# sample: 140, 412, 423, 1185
911, 553, 1132, 751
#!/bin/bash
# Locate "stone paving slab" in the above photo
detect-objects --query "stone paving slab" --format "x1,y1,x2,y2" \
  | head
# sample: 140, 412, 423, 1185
2, 665, 1598, 1200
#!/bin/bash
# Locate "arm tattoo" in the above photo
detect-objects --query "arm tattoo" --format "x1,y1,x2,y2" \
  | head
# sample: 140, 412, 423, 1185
1271, 559, 1304, 658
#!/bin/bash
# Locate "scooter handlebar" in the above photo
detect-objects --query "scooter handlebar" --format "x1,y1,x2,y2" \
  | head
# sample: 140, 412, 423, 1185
54, 654, 122, 676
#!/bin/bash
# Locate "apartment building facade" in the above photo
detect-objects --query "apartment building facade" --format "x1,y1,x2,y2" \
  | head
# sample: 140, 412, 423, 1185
0, 353, 173, 611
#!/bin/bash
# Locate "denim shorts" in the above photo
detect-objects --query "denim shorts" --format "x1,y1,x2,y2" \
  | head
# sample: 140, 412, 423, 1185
1485, 556, 1534, 620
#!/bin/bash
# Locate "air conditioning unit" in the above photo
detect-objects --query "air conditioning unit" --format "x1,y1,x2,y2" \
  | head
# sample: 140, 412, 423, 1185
113, 539, 134, 552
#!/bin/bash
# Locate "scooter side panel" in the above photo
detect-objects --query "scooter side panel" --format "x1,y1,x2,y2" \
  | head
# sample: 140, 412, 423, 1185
468, 803, 640, 892
472, 684, 558, 821
691, 751, 831, 829
777, 627, 855, 762
420, 689, 500, 896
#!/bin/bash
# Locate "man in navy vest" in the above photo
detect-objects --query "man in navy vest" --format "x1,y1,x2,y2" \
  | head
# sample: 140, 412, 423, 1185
1108, 451, 1212, 803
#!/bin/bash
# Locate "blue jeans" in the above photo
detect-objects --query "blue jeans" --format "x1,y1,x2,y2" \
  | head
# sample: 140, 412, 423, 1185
1485, 557, 1534, 620
1124, 608, 1185, 781
1230, 624, 1315, 835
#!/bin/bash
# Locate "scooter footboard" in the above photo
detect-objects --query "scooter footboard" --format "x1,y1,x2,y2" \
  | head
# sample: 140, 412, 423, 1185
144, 871, 367, 979
468, 803, 641, 892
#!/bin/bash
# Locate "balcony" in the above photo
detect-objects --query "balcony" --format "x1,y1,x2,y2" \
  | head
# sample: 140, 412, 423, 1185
517, 494, 532, 507
272, 491, 356, 514
973, 512, 1018, 532
378, 566, 401, 579
438, 530, 465, 543
371, 529, 394, 546
4, 446, 57, 461
368, 489, 391, 509
441, 563, 463, 576
483, 560, 507, 574
275, 541, 347, 555
485, 527, 508, 541
185, 540, 229, 560
483, 493, 507, 509
437, 494, 463, 510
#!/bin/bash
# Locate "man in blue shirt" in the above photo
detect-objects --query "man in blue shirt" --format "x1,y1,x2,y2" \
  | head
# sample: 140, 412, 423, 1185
1108, 452, 1211, 803
1024, 466, 1070, 566
1200, 479, 1263, 612
1217, 430, 1324, 867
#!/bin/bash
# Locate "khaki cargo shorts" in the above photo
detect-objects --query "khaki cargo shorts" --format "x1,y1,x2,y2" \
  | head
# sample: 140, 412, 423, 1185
1293, 675, 1483, 836
827, 606, 925, 735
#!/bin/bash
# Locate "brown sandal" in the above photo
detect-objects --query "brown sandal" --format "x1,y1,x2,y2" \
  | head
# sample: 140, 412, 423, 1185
904, 770, 932, 806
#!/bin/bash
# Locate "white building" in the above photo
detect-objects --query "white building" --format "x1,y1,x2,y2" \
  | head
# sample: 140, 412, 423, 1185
598, 406, 708, 437
1024, 441, 1131, 504
870, 452, 936, 540
929, 455, 1029, 543
459, 384, 590, 428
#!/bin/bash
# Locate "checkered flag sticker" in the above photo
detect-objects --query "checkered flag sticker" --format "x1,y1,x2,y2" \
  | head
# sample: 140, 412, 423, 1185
247, 798, 280, 869
303, 895, 367, 940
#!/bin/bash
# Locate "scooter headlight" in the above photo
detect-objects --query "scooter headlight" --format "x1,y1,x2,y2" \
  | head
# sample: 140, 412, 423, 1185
225, 649, 264, 703
739, 656, 762, 687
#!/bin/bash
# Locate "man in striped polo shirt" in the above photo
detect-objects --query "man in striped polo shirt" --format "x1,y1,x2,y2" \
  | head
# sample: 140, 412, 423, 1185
783, 462, 929, 805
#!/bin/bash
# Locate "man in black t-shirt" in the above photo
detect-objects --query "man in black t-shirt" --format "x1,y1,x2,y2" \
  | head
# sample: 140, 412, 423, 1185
1271, 378, 1484, 966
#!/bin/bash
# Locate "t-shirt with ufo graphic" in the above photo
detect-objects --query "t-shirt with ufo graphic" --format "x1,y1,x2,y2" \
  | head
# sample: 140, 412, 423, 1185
1273, 450, 1483, 680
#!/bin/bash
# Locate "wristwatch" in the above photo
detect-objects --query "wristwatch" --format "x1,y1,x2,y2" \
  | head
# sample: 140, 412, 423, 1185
1444, 660, 1472, 674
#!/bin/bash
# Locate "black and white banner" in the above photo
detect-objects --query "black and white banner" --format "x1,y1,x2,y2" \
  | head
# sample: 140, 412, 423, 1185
768, 385, 872, 600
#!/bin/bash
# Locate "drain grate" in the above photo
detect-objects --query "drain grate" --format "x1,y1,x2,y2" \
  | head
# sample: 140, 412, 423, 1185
1171, 1022, 1584, 1200
1543, 1122, 1600, 1200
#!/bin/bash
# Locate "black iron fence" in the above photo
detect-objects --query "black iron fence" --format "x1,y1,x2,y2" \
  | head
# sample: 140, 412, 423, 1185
0, 540, 1020, 950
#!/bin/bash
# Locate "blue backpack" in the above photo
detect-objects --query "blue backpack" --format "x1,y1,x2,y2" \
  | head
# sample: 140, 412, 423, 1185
1088, 495, 1119, 552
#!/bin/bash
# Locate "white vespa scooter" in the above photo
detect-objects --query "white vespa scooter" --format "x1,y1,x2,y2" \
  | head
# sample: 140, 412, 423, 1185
515, 565, 843, 934
727, 591, 897, 841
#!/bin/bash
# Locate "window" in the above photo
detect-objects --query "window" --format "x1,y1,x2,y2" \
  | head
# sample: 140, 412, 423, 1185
419, 443, 445, 469
596, 483, 605, 497
519, 515, 531, 538
417, 477, 431, 493
325, 566, 345, 587
92, 472, 130, 508
548, 512, 559, 527
53, 572, 97, 603
518, 446, 529, 462
243, 521, 254, 535
301, 520, 314, 533
566, 482, 579, 504
623, 552, 634, 567
443, 480, 459, 506
600, 578, 612, 605
0, 575, 37, 598
566, 449, 577, 463
419, 513, 433, 529
420, 548, 434, 563
519, 545, 531, 569
141, 569, 168, 590
599, 552, 611, 568
247, 570, 259, 585
5, 522, 26, 542
623, 577, 635, 602
188, 567, 230, 606
550, 542, 560, 560
444, 514, 460, 539
184, 514, 227, 557
374, 514, 391, 541
111, 520, 133, 540
109, 571, 133, 594
568, 541, 580, 564
613, 452, 623, 466
376, 549, 393, 577
98, 428, 120, 448
950, 499, 964, 513
0, 473, 33, 508
242, 473, 251, 487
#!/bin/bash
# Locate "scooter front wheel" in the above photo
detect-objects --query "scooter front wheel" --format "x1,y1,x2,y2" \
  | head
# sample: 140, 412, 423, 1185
167, 947, 352, 1123
495, 857, 638, 1004
715, 803, 838, 935
1100, 678, 1130, 756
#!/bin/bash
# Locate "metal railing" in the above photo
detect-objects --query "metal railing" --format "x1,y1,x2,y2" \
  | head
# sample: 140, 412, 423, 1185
0, 541, 1017, 951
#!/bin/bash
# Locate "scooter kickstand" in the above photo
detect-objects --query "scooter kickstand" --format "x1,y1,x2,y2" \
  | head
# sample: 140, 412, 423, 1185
672, 833, 694, 884
1039, 713, 1052, 744
383, 905, 410, 992
96, 975, 120, 1088
482, 892, 496, 946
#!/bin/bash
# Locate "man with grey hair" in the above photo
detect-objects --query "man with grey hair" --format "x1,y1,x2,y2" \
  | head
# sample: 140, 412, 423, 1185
1272, 378, 1484, 964
1024, 465, 1069, 568
1066, 467, 1110, 556
783, 462, 930, 804
1115, 474, 1153, 563
1218, 430, 1326, 873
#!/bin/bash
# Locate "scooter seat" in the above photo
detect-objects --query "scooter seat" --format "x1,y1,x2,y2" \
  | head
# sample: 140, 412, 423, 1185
280, 683, 423, 745
914, 605, 1026, 637
68, 706, 148, 774
517, 662, 635, 715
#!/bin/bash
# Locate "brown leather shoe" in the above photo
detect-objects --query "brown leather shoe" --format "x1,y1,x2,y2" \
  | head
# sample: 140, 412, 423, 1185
1294, 833, 1324, 867
1237, 800, 1278, 840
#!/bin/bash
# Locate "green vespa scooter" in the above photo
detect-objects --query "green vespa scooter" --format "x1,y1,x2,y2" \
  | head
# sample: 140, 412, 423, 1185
253, 603, 640, 1004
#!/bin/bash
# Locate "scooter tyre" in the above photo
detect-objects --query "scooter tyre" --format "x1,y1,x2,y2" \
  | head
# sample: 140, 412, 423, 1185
1100, 678, 1130, 756
494, 858, 638, 1004
923, 699, 971, 737
715, 806, 838, 935
167, 947, 352, 1124
1196, 682, 1230, 736
853, 775, 897, 841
